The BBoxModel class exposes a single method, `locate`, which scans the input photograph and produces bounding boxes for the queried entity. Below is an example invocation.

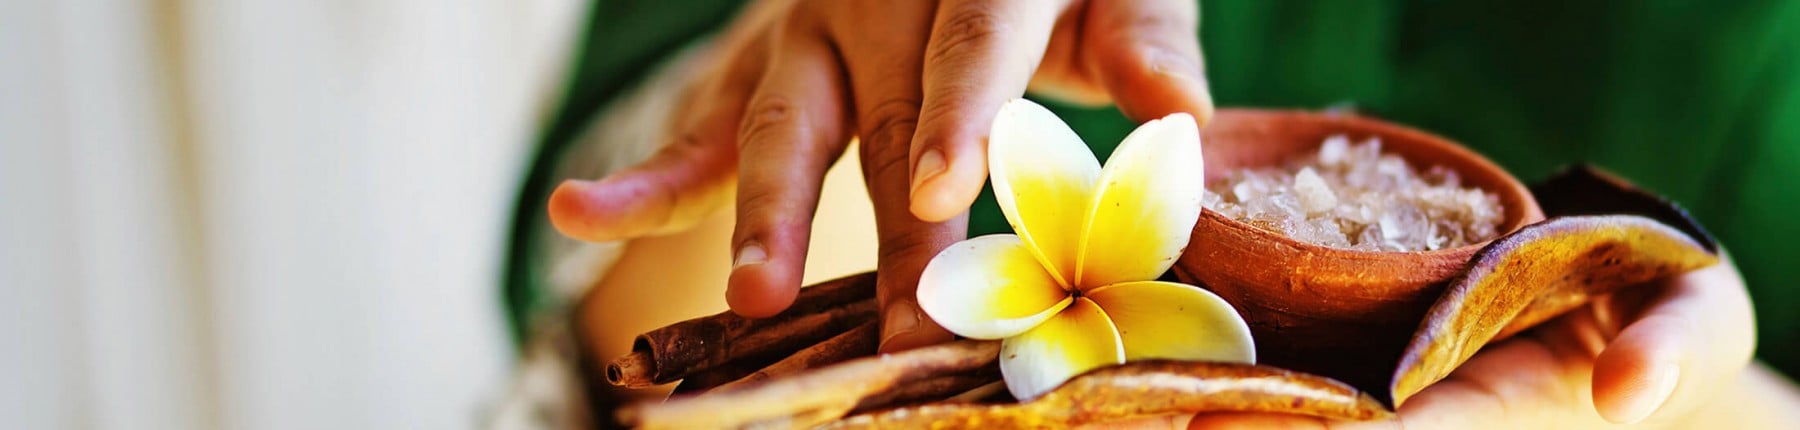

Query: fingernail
[733,242,768,268]
[1620,364,1681,424]
[880,303,921,347]
[911,149,946,194]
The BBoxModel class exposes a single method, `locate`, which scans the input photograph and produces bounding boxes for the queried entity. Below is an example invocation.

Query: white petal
[1075,113,1205,288]
[989,98,1100,287]
[1086,281,1255,363]
[917,235,1072,340]
[999,298,1124,400]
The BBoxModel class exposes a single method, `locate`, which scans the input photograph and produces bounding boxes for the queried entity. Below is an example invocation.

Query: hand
[548,0,1216,352]
[1095,255,1759,429]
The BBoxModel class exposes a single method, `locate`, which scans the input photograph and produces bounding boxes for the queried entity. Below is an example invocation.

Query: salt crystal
[1319,136,1350,166]
[1202,190,1225,210]
[1293,167,1338,215]
[1204,136,1505,251]
[1233,182,1261,203]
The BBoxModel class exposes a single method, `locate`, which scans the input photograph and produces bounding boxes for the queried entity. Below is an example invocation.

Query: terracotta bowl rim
[1199,108,1546,259]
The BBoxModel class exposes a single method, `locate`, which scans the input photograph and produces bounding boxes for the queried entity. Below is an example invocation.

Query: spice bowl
[1174,109,1545,392]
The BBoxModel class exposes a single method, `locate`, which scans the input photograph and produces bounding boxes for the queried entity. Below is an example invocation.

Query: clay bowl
[1173,109,1545,392]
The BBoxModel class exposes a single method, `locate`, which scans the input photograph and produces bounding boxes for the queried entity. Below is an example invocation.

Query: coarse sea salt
[1202,135,1505,252]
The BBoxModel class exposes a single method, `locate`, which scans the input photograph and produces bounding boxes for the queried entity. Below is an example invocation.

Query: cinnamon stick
[714,321,880,392]
[604,272,877,388]
[669,361,758,395]
[619,340,1002,429]
[847,367,1001,415]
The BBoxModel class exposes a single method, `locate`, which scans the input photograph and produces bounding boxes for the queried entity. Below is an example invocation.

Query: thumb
[1591,255,1754,424]
[1590,316,1686,424]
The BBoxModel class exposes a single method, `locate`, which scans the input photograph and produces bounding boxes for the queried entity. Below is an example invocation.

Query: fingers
[1356,258,1754,429]
[547,100,745,242]
[1380,339,1590,429]
[1082,0,1213,125]
[548,147,736,242]
[1591,314,1686,424]
[1026,1,1111,106]
[908,0,1074,222]
[831,0,963,352]
[1591,255,1755,424]
[548,22,773,243]
[725,14,853,318]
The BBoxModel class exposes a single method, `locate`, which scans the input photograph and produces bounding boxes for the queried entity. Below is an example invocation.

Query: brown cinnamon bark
[603,351,656,388]
[846,367,1001,415]
[713,320,880,392]
[619,340,1002,429]
[669,362,757,395]
[604,272,877,388]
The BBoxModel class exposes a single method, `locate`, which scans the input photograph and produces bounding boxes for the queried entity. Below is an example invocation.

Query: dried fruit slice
[1388,215,1719,406]
[827,361,1390,429]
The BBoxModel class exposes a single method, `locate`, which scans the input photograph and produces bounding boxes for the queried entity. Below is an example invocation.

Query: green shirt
[509,0,1800,374]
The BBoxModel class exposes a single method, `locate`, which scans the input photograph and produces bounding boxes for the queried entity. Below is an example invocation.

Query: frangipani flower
[917,99,1255,400]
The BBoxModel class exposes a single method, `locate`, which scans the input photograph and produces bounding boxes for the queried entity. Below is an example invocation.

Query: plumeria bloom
[916,99,1255,400]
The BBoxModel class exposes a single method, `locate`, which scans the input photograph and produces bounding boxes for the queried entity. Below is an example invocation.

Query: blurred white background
[1,0,585,428]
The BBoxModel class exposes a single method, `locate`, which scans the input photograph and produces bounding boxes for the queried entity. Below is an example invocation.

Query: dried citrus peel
[829,361,1390,428]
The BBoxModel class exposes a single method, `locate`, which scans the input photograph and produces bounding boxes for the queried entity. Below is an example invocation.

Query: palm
[1132,259,1755,430]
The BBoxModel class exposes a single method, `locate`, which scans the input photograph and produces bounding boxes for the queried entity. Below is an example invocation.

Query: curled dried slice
[1530,164,1717,252]
[1389,215,1719,406]
[826,361,1391,428]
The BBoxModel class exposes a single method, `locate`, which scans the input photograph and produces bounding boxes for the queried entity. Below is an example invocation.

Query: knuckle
[669,131,709,153]
[860,98,921,148]
[862,141,913,187]
[1104,39,1200,88]
[873,225,959,279]
[1120,11,1185,38]
[913,101,967,136]
[877,229,938,264]
[1096,11,1200,75]
[738,95,800,148]
[857,99,923,184]
[928,6,1007,67]
[1113,1,1198,33]
[780,0,825,36]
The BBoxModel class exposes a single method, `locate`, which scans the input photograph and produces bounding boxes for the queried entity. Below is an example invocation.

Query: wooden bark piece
[846,368,1003,415]
[670,362,759,395]
[620,340,1003,429]
[606,272,877,387]
[827,361,1391,429]
[714,321,880,392]
[1389,215,1718,406]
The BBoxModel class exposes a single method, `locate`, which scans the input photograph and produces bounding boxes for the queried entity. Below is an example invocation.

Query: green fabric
[512,0,1800,374]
